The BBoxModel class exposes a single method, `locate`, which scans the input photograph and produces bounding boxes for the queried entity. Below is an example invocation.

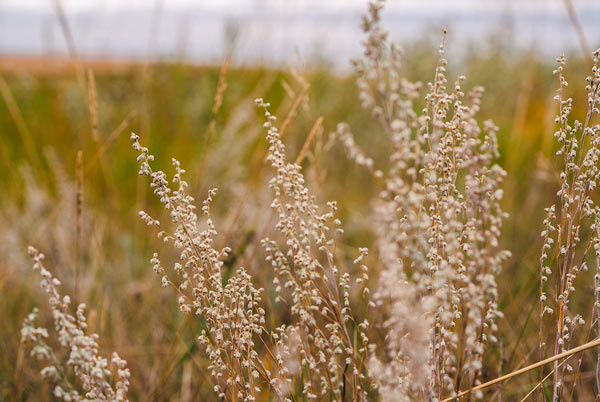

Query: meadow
[1,2,600,400]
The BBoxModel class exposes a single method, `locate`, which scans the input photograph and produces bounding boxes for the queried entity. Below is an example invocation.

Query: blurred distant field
[1,39,598,399]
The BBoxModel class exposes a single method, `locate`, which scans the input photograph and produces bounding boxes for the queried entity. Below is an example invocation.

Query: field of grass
[1,18,600,400]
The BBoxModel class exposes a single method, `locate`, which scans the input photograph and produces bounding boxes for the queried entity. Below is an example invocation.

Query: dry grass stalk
[51,0,86,92]
[294,116,323,165]
[442,337,600,402]
[32,110,137,244]
[562,0,593,66]
[75,150,83,300]
[0,72,43,172]
[198,53,231,183]
[87,69,99,142]
[279,85,310,140]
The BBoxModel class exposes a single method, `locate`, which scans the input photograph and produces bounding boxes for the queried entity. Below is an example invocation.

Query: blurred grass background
[1,36,598,399]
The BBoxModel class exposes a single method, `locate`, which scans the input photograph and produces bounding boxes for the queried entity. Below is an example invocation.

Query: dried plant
[538,48,600,401]
[339,1,511,399]
[21,247,130,401]
[131,133,289,402]
[257,98,371,401]
[128,93,373,401]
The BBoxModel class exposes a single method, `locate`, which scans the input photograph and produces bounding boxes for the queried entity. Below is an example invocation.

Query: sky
[1,0,598,12]
[1,0,599,68]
